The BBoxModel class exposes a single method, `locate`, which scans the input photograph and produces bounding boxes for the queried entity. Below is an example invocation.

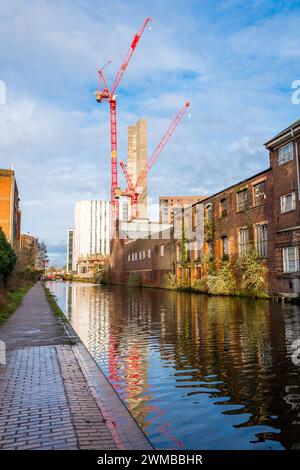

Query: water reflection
[48,282,300,450]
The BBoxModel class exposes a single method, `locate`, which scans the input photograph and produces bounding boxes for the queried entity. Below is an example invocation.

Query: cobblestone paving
[57,345,116,450]
[0,283,151,450]
[0,346,78,449]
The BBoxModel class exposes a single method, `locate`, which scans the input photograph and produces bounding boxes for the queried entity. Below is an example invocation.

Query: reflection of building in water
[107,289,151,429]
[54,282,300,450]
[157,291,300,449]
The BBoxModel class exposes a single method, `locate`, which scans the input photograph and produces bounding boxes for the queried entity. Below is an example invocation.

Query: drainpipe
[292,129,300,201]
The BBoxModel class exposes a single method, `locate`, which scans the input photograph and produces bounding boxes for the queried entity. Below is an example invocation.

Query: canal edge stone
[57,302,153,450]
[71,342,153,450]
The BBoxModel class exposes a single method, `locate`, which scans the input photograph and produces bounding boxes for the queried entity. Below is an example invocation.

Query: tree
[0,228,16,284]
[36,240,49,271]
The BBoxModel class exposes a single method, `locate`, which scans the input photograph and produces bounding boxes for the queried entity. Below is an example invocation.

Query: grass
[43,284,67,322]
[0,283,33,326]
[43,284,79,345]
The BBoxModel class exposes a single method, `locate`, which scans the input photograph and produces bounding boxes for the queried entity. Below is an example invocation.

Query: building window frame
[253,180,267,207]
[278,142,294,165]
[255,223,268,258]
[239,227,250,255]
[283,246,299,273]
[237,188,248,212]
[280,192,296,213]
[221,235,229,259]
[220,198,227,218]
[205,203,213,221]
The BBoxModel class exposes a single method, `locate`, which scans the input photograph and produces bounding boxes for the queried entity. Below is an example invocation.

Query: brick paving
[0,282,152,450]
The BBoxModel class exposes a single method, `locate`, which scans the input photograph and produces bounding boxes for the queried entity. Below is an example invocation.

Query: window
[221,236,228,258]
[283,246,299,273]
[280,192,296,213]
[255,224,268,258]
[208,240,213,255]
[253,181,266,206]
[143,251,146,259]
[160,204,169,223]
[205,204,212,221]
[160,245,164,256]
[139,251,142,260]
[239,227,249,254]
[220,198,227,217]
[237,189,248,212]
[148,249,151,258]
[128,254,130,262]
[278,142,294,165]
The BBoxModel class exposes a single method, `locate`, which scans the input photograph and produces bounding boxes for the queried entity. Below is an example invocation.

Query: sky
[0,0,300,266]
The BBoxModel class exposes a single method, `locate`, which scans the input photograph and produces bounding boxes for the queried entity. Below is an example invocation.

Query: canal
[47,281,300,450]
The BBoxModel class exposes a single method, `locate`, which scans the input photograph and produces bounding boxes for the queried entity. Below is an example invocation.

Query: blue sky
[0,0,300,265]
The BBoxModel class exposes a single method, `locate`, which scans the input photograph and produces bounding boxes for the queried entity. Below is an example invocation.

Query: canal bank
[0,282,152,450]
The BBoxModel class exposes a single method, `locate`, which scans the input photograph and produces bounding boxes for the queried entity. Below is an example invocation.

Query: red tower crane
[95,17,151,228]
[119,101,190,220]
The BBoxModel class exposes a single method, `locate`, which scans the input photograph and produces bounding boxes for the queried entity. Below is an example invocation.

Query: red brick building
[110,118,300,298]
[110,230,174,286]
[175,168,273,289]
[265,118,300,296]
[0,168,21,249]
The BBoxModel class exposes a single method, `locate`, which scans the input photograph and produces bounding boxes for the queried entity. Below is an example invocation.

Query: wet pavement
[0,283,152,450]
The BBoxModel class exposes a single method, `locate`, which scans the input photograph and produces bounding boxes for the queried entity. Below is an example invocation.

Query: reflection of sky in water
[49,281,300,450]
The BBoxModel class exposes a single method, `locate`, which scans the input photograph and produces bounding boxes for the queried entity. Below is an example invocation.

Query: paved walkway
[0,283,152,450]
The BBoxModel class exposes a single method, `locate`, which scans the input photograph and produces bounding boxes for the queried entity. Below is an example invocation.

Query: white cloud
[0,0,299,265]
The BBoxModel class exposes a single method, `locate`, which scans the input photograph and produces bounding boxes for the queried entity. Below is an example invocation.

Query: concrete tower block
[127,119,148,219]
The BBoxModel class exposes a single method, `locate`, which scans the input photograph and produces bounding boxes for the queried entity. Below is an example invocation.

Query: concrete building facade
[127,119,147,219]
[0,168,21,248]
[67,229,74,274]
[159,195,207,224]
[72,200,110,273]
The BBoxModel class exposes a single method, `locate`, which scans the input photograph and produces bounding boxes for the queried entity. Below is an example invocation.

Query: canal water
[47,281,300,450]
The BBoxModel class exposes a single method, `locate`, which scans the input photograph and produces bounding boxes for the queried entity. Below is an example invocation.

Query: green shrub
[163,273,177,289]
[206,261,236,295]
[236,246,266,297]
[100,268,111,284]
[192,277,208,292]
[128,272,142,287]
[0,228,16,284]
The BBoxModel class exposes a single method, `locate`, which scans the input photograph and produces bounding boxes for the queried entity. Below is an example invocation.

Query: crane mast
[95,18,151,231]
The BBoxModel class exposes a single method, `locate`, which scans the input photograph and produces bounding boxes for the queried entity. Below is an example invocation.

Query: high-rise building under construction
[127,119,147,219]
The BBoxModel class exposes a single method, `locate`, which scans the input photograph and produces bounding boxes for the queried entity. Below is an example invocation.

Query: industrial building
[265,118,300,296]
[159,195,207,224]
[0,168,21,249]
[110,118,300,298]
[69,200,110,274]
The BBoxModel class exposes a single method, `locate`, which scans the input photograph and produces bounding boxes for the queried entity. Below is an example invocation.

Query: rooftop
[264,118,300,148]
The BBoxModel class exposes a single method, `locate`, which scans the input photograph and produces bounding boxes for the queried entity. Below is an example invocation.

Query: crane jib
[131,35,140,50]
